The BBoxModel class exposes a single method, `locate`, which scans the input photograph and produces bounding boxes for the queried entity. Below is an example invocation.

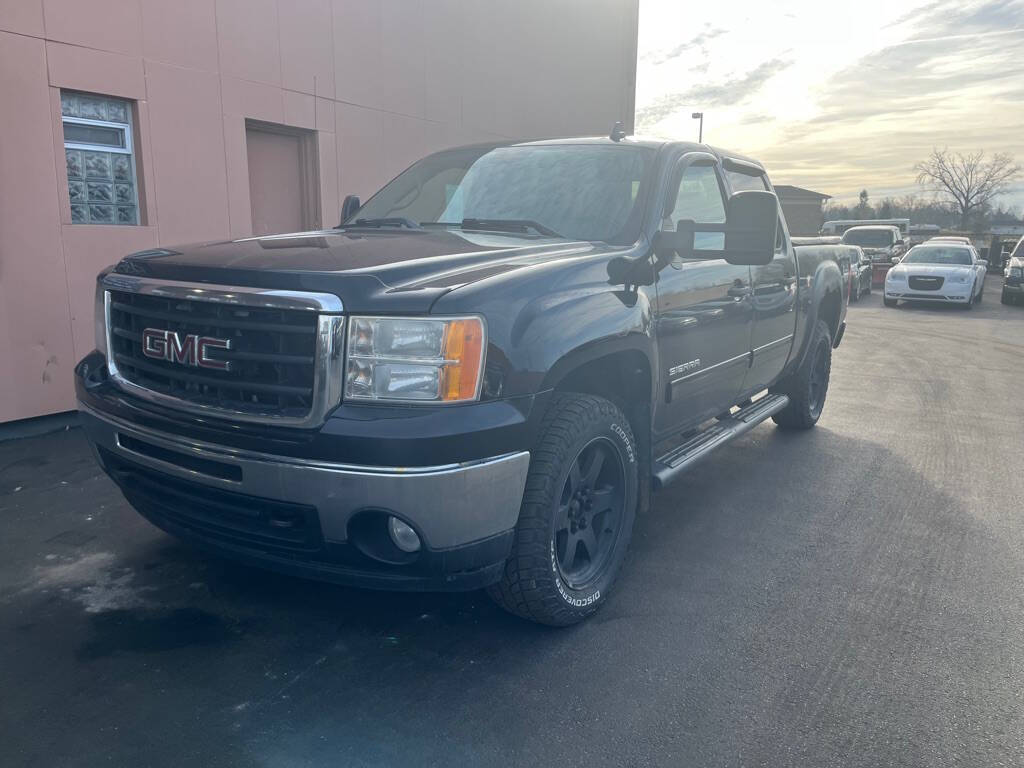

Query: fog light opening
[388,516,421,553]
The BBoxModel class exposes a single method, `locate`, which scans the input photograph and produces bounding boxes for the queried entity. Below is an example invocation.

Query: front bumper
[78,401,530,591]
[884,286,972,303]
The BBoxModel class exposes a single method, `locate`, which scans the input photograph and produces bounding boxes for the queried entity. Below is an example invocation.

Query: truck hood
[111,229,602,313]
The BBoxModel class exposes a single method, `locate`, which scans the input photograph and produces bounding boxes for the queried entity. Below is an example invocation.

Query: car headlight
[887,271,906,281]
[951,274,969,283]
[345,316,485,403]
[1010,267,1023,279]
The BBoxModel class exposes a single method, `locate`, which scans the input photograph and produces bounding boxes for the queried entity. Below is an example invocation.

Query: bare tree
[914,149,1021,230]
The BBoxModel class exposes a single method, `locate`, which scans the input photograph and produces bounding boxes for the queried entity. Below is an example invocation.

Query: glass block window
[61,91,139,225]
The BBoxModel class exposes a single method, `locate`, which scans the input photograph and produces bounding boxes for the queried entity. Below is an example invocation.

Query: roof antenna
[609,121,627,142]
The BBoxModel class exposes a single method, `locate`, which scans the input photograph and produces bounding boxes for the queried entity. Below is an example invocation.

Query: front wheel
[488,393,639,626]
[863,279,871,296]
[1002,289,1011,305]
[770,319,832,430]
[884,297,898,307]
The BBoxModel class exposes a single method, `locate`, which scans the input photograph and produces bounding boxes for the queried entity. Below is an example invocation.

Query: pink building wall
[0,0,639,423]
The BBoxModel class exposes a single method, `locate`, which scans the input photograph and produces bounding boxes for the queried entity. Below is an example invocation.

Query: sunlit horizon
[635,0,1024,211]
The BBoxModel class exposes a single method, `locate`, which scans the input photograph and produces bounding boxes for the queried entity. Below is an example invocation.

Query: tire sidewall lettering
[548,420,636,609]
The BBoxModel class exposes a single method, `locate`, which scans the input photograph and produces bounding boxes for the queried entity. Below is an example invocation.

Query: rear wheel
[488,393,638,626]
[770,319,832,430]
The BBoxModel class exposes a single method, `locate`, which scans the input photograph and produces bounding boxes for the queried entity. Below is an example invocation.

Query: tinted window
[725,170,768,192]
[842,229,895,248]
[902,247,973,265]
[663,164,725,249]
[352,145,653,245]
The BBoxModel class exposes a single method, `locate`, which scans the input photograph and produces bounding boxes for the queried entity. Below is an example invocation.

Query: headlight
[952,274,969,283]
[345,316,485,403]
[887,270,906,281]
[1010,267,1023,279]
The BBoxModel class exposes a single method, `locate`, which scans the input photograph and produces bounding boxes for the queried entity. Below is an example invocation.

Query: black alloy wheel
[807,338,830,419]
[553,437,626,589]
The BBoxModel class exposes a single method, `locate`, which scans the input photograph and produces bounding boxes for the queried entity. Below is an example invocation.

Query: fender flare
[789,258,844,375]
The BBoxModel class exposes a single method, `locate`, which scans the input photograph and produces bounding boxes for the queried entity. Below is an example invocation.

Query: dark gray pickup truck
[76,133,847,625]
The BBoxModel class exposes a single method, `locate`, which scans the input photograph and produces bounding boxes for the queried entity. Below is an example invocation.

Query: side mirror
[652,191,778,267]
[722,190,777,266]
[978,259,989,268]
[339,194,361,226]
[891,256,902,264]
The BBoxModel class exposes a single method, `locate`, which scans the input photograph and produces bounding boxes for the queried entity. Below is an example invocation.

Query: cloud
[758,0,1024,200]
[642,24,727,65]
[636,58,792,128]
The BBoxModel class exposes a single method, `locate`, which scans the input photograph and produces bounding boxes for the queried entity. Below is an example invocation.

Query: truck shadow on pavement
[3,424,1021,766]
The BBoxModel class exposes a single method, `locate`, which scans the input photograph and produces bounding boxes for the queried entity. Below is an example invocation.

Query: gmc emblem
[142,328,232,371]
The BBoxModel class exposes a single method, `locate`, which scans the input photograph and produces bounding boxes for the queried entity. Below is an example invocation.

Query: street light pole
[691,112,703,143]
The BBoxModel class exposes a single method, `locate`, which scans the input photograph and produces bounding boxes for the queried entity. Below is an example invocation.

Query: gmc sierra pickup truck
[75,134,847,626]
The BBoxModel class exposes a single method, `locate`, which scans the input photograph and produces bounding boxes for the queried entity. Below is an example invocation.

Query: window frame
[62,115,133,155]
[662,153,728,231]
[61,90,141,226]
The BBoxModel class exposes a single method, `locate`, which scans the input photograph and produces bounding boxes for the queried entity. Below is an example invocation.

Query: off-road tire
[488,393,639,626]
[770,319,832,430]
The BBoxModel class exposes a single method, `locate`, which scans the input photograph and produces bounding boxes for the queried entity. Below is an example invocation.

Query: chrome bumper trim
[78,402,530,548]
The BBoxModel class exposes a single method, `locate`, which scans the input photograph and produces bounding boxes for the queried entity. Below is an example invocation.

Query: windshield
[348,145,653,244]
[842,229,894,248]
[902,247,973,265]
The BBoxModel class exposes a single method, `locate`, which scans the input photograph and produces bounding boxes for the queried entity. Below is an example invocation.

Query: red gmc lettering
[141,328,231,370]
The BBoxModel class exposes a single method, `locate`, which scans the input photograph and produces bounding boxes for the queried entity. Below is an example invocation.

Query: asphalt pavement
[2,275,1023,768]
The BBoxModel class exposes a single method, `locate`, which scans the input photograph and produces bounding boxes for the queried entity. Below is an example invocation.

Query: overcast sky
[635,0,1024,209]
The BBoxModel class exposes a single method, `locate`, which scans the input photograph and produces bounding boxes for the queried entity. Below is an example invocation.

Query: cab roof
[468,136,767,172]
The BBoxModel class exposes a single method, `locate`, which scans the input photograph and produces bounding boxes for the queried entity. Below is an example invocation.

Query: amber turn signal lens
[440,318,485,401]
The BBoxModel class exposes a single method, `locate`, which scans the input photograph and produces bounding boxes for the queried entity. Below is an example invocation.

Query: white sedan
[884,243,988,308]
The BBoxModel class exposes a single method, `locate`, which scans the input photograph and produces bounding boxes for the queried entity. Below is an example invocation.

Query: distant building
[774,185,832,236]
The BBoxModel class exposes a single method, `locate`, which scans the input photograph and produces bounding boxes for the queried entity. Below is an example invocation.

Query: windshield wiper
[346,217,423,230]
[460,218,563,238]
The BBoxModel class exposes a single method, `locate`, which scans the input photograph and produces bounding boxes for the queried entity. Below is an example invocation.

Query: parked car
[841,225,906,286]
[844,245,871,301]
[986,235,1019,273]
[928,236,972,245]
[1001,238,1024,305]
[75,135,849,626]
[884,243,988,308]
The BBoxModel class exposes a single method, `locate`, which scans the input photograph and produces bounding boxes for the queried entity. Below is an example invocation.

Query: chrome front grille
[101,275,344,427]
